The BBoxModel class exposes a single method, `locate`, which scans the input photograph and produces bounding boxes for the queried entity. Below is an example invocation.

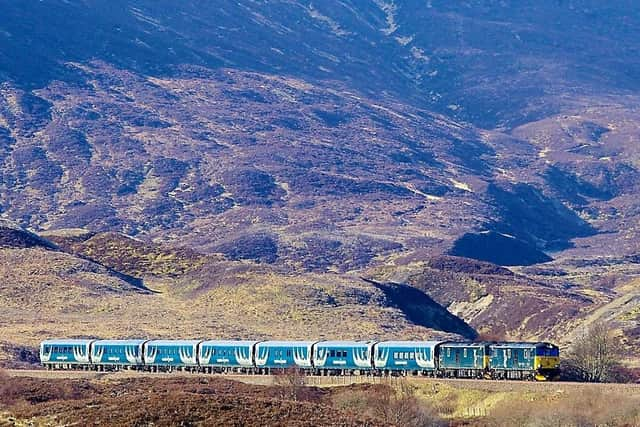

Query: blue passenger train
[40,338,560,380]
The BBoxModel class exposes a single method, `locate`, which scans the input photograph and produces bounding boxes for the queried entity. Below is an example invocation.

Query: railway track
[5,369,640,393]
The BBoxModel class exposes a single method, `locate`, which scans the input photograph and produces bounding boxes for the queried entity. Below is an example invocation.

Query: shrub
[333,381,446,427]
[272,368,307,402]
[564,321,623,382]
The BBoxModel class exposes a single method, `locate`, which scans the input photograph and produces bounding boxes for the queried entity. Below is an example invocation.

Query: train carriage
[91,340,146,370]
[438,342,489,378]
[373,341,441,375]
[313,341,374,374]
[489,342,560,380]
[38,337,561,381]
[40,339,95,369]
[143,340,202,371]
[254,341,315,371]
[198,340,258,373]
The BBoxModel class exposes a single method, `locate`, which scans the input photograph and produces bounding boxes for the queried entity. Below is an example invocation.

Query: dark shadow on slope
[449,231,552,267]
[0,225,58,250]
[487,183,596,251]
[362,278,477,340]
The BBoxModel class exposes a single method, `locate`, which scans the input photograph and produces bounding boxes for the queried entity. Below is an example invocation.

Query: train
[40,339,560,381]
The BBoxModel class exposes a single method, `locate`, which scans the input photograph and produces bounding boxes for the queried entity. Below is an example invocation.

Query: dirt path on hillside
[564,282,640,345]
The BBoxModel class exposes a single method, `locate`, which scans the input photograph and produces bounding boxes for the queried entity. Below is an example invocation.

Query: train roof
[200,340,258,346]
[256,341,317,347]
[315,340,375,347]
[41,339,95,345]
[489,342,558,348]
[145,340,202,346]
[439,342,489,348]
[92,340,147,346]
[376,341,443,347]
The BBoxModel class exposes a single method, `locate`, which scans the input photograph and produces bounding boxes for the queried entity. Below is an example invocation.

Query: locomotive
[40,338,560,381]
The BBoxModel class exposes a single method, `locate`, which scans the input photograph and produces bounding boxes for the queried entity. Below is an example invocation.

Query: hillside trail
[563,278,640,345]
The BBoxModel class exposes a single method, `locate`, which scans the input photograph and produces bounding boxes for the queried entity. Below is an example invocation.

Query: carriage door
[455,349,460,365]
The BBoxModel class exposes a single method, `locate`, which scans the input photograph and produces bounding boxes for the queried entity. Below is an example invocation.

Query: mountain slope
[2,1,640,128]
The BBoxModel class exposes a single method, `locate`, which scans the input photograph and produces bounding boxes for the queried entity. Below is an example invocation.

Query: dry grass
[484,388,640,427]
[332,381,446,427]
[0,247,448,363]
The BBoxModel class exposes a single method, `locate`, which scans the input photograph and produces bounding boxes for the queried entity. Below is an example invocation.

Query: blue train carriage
[198,340,258,373]
[254,341,316,373]
[313,341,375,374]
[40,339,95,369]
[373,341,442,375]
[489,342,560,380]
[143,340,202,372]
[437,342,489,378]
[91,340,146,370]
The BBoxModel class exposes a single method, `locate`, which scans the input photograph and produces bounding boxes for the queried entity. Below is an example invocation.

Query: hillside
[0,1,639,269]
[0,230,475,365]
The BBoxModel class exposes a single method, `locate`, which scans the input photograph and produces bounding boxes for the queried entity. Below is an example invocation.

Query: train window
[507,349,511,358]
[409,352,414,359]
[524,350,529,359]
[287,350,292,357]
[447,348,451,357]
[330,350,335,357]
[463,349,467,358]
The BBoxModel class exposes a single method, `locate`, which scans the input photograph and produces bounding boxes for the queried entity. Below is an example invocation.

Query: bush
[564,322,623,382]
[272,368,307,402]
[333,381,446,427]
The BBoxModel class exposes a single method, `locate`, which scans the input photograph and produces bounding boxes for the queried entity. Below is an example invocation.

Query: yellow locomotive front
[534,343,560,381]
